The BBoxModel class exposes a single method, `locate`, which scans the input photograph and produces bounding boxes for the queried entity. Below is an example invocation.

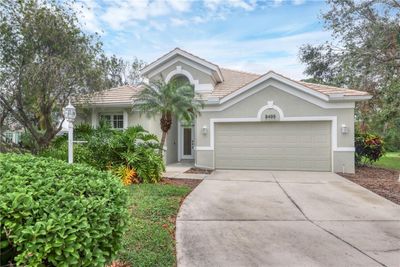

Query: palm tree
[133,78,203,155]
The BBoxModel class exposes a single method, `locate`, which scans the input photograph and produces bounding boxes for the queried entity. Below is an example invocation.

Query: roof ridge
[174,47,220,68]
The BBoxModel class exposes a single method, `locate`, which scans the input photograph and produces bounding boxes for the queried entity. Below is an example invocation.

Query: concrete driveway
[176,170,400,267]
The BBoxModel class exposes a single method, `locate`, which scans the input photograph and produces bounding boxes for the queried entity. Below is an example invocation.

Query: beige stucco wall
[78,107,161,137]
[195,80,356,173]
[77,107,179,162]
[78,78,357,172]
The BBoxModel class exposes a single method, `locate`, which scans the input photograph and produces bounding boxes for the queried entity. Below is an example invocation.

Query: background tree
[299,0,400,150]
[100,55,146,87]
[0,0,108,152]
[133,79,203,155]
[128,57,146,85]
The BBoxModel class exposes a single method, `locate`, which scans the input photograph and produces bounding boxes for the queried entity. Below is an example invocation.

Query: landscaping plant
[41,124,165,183]
[133,78,203,155]
[0,154,128,266]
[355,131,385,166]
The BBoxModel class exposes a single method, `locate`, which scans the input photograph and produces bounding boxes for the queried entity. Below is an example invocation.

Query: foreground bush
[42,124,165,183]
[0,154,128,266]
[355,132,385,166]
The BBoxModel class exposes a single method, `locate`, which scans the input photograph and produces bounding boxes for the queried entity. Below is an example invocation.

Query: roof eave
[328,95,372,102]
[79,102,134,108]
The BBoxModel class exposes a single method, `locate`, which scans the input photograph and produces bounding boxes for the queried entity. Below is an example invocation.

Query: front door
[181,126,194,159]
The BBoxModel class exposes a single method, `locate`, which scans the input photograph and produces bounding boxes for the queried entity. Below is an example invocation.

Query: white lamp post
[63,100,76,164]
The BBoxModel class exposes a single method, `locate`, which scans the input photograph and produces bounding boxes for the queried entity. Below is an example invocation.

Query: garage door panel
[215,121,331,171]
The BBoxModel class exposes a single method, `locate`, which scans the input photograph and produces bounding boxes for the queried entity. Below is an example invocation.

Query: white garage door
[215,121,331,171]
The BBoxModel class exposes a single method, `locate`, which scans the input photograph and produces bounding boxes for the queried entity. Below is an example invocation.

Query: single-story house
[77,48,371,173]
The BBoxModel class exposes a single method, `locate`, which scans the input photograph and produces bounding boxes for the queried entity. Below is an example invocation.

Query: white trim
[91,109,98,127]
[194,163,214,170]
[142,48,224,82]
[148,57,213,80]
[334,147,355,152]
[164,65,214,93]
[256,101,284,120]
[331,95,372,101]
[123,110,128,129]
[202,80,355,111]
[87,103,133,108]
[165,66,196,84]
[178,122,195,160]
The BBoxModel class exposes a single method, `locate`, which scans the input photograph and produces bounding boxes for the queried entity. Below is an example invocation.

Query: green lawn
[116,183,192,267]
[374,152,400,170]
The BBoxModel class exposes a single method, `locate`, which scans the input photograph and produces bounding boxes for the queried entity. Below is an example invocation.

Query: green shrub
[40,142,96,166]
[42,124,165,183]
[355,132,385,166]
[0,154,128,266]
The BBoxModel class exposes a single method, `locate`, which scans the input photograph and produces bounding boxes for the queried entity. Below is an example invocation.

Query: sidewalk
[163,161,209,180]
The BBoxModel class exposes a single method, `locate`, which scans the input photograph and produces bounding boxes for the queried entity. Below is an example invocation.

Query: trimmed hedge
[0,154,128,266]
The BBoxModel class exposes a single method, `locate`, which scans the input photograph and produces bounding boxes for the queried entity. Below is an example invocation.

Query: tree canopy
[299,0,400,150]
[0,0,145,152]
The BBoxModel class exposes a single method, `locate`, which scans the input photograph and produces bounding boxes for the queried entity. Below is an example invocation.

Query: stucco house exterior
[77,48,371,173]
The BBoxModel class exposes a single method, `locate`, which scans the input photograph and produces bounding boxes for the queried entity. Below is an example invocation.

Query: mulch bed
[339,166,400,205]
[184,167,214,174]
[162,178,202,190]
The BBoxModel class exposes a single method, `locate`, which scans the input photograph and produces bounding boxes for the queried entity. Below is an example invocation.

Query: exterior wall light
[202,125,208,135]
[341,124,349,134]
[63,100,76,164]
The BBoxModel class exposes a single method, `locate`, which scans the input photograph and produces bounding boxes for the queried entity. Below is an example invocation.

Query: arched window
[170,74,191,87]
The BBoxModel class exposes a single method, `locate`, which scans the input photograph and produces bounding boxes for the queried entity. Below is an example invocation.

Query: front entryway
[179,124,194,160]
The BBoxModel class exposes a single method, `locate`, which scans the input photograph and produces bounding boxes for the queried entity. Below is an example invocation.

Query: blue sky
[74,0,330,79]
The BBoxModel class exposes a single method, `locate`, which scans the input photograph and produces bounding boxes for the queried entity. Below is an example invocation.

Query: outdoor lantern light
[63,100,76,122]
[63,100,76,164]
[202,125,208,135]
[341,124,349,134]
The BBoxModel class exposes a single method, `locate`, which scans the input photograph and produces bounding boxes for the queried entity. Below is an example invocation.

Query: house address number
[265,114,276,120]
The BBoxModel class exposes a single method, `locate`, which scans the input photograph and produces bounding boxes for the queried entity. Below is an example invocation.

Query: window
[4,132,13,143]
[113,115,124,129]
[99,114,124,129]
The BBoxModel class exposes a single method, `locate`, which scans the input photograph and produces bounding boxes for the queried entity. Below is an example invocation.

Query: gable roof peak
[141,48,224,82]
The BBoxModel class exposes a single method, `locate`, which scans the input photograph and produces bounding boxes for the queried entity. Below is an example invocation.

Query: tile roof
[80,61,369,105]
[297,81,370,96]
[211,68,261,97]
[79,85,142,105]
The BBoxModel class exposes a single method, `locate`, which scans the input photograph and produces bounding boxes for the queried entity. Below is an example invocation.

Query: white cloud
[203,0,222,10]
[72,0,102,33]
[293,0,305,5]
[170,18,189,26]
[204,0,256,11]
[227,0,256,11]
[273,0,284,7]
[148,20,167,31]
[100,0,192,30]
[166,0,191,11]
[192,16,207,24]
[154,30,331,79]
